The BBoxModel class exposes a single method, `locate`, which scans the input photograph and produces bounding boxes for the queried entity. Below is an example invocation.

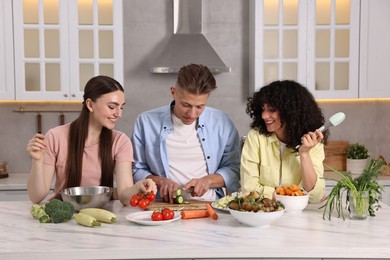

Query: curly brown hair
[246,80,328,151]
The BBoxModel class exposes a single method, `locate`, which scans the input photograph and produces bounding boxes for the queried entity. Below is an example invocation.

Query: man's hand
[183,177,211,197]
[158,178,180,203]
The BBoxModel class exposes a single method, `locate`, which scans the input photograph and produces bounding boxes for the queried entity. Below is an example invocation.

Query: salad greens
[213,195,235,209]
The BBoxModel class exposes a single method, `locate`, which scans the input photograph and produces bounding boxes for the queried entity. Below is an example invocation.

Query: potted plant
[321,157,385,220]
[346,143,370,176]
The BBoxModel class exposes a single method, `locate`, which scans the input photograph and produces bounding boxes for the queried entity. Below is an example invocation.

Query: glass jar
[0,161,9,178]
[349,190,369,220]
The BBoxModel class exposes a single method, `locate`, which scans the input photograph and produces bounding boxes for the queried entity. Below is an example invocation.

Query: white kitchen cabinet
[5,0,123,101]
[249,0,360,99]
[0,173,54,201]
[359,0,390,98]
[382,186,390,205]
[0,189,55,202]
[0,190,30,201]
[0,0,14,100]
[249,0,390,99]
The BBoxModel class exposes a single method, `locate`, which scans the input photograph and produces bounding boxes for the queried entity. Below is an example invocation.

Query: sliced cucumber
[174,195,184,204]
[176,188,182,196]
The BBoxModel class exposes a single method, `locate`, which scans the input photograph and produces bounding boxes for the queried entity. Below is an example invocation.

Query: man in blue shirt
[131,64,240,203]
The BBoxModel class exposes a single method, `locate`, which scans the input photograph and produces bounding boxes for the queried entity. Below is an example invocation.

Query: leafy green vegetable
[321,157,385,220]
[44,199,75,223]
[31,204,51,223]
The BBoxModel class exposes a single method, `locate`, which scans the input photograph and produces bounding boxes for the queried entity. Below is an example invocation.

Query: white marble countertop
[1,200,390,259]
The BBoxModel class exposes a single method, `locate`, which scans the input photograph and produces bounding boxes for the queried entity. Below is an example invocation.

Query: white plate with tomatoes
[125,210,181,226]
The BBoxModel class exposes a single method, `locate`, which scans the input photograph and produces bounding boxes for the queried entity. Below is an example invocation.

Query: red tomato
[146,192,156,202]
[138,199,149,209]
[130,196,139,207]
[151,211,163,221]
[168,210,175,219]
[162,208,174,220]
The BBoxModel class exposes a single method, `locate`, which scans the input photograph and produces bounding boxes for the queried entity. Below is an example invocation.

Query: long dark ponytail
[65,75,124,188]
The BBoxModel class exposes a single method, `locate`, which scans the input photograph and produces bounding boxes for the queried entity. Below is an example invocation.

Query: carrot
[206,203,218,220]
[290,184,299,192]
[275,187,283,194]
[276,184,304,196]
[180,210,209,219]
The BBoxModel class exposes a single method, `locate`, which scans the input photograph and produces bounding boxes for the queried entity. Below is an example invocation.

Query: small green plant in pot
[321,157,385,220]
[346,143,370,159]
[346,143,370,176]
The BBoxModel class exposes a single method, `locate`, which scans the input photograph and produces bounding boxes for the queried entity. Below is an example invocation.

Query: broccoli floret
[44,199,75,223]
[31,204,51,223]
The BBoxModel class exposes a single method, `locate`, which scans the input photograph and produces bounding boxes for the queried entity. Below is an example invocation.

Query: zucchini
[74,212,101,227]
[174,195,184,204]
[79,208,117,223]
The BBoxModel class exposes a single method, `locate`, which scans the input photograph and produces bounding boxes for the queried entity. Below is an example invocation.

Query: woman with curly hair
[240,80,328,203]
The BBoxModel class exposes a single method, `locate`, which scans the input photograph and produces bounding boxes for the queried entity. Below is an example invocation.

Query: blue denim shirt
[131,102,241,198]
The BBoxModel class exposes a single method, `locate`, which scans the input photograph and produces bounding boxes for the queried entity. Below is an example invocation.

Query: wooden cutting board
[146,200,209,211]
[324,140,349,171]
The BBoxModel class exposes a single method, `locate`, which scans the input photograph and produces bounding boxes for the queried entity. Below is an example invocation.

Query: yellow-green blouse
[240,129,325,203]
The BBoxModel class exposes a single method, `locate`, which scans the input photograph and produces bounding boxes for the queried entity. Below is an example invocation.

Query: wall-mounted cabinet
[0,0,123,101]
[0,0,14,100]
[249,0,390,99]
[359,0,390,98]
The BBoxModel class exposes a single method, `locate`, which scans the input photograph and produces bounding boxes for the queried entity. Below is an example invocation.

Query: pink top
[43,124,133,197]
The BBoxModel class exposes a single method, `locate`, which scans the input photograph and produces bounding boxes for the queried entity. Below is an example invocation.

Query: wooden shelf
[12,106,80,113]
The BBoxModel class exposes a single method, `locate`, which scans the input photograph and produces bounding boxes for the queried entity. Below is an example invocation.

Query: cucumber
[176,188,182,196]
[174,195,184,204]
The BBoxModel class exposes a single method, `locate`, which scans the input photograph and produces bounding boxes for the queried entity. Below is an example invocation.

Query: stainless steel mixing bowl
[61,186,113,211]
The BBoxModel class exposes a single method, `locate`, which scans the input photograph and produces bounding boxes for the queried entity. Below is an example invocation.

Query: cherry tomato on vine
[129,192,156,209]
[138,199,150,209]
[151,211,163,221]
[146,192,156,202]
[130,195,139,207]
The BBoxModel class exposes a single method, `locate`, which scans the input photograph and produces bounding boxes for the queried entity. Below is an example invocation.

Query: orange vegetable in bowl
[274,184,309,213]
[276,184,305,196]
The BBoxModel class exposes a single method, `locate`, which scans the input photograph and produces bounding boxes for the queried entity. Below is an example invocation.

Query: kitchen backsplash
[0,100,389,173]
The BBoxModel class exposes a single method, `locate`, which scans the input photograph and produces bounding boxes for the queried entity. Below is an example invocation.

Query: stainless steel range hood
[150,0,231,73]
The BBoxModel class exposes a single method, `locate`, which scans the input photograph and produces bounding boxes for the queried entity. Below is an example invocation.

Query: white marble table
[1,200,390,260]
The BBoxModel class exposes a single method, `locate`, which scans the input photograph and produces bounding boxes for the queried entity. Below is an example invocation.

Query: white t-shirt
[166,114,217,201]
